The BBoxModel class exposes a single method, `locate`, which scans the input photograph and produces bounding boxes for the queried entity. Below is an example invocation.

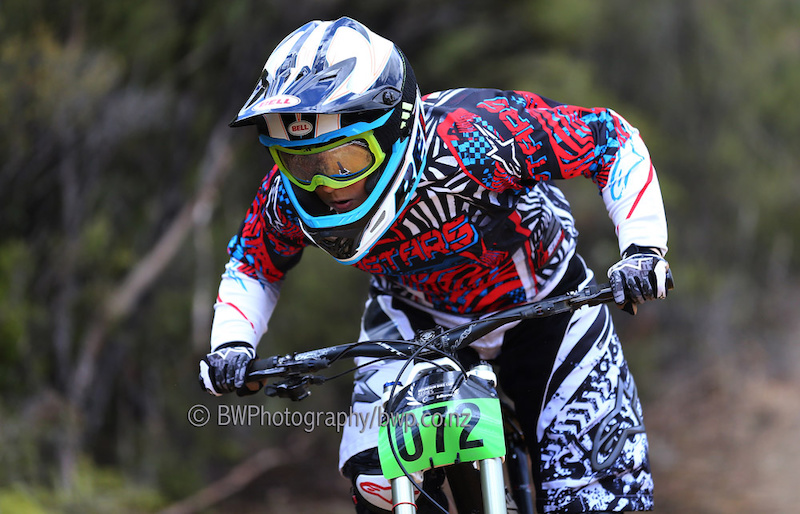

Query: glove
[199,342,260,396]
[607,245,673,315]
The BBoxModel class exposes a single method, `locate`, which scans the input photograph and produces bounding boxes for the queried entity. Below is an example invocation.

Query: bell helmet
[230,17,427,264]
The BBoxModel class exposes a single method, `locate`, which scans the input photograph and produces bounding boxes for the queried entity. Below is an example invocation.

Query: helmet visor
[270,131,386,191]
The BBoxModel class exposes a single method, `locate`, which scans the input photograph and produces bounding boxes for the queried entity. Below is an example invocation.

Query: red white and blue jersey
[210,89,668,349]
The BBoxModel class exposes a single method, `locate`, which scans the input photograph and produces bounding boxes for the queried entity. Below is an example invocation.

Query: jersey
[209,88,668,350]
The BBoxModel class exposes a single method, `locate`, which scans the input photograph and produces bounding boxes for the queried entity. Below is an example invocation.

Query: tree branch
[68,122,233,405]
[158,437,313,514]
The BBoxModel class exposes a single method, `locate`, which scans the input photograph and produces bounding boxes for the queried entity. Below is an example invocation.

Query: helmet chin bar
[317,236,355,260]
[300,218,368,261]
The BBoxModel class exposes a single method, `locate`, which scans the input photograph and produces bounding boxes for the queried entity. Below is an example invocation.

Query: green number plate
[377,374,506,479]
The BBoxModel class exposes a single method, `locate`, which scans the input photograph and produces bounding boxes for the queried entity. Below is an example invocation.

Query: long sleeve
[599,113,668,256]
[505,95,668,256]
[208,167,307,351]
[435,90,669,257]
[209,258,281,350]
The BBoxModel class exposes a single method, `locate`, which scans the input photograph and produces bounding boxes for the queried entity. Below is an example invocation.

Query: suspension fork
[388,446,510,514]
[473,363,508,514]
[384,364,511,513]
[390,475,418,514]
[505,435,535,514]
[384,380,419,514]
[478,456,508,513]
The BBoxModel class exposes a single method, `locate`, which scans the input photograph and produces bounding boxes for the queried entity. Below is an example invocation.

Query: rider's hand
[607,245,673,315]
[199,342,261,396]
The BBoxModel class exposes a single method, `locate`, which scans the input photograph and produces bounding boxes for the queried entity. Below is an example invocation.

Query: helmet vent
[294,66,310,82]
[371,210,386,229]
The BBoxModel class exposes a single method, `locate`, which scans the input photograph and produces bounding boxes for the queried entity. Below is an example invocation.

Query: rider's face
[314,178,369,214]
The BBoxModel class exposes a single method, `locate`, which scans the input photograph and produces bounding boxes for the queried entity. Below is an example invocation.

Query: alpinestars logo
[590,372,645,471]
[358,215,479,274]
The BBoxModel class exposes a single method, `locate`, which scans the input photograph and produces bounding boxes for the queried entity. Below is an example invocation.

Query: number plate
[377,372,506,479]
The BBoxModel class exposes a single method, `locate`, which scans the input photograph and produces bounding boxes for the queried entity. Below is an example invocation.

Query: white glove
[607,246,673,315]
[199,342,258,396]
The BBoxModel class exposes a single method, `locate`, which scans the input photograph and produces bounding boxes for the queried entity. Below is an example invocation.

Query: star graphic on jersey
[473,122,522,178]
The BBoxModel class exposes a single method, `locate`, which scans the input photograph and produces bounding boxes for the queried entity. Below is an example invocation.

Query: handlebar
[245,283,617,399]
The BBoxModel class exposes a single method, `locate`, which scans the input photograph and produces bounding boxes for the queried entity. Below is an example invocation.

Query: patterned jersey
[210,88,668,349]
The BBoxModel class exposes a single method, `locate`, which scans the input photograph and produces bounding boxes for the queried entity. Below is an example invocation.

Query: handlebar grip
[245,355,281,382]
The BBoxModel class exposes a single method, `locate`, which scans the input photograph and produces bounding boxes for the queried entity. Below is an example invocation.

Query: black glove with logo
[607,245,673,315]
[199,342,260,396]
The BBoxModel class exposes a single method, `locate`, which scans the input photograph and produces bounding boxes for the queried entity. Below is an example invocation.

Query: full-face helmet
[230,17,427,264]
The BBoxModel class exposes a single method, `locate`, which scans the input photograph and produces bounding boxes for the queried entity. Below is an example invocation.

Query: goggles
[269,131,386,191]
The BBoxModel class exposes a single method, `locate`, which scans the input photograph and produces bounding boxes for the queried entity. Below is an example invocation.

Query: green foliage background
[2,1,799,512]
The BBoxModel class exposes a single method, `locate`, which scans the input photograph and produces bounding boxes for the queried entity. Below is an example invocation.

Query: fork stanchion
[479,457,508,514]
[391,475,418,514]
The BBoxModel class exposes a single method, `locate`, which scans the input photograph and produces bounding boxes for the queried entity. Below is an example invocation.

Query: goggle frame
[269,131,386,191]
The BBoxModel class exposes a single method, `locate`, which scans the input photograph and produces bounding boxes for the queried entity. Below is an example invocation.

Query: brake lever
[264,375,325,401]
[248,355,331,379]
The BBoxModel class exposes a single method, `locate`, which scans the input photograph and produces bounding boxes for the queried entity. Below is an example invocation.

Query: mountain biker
[199,17,671,514]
